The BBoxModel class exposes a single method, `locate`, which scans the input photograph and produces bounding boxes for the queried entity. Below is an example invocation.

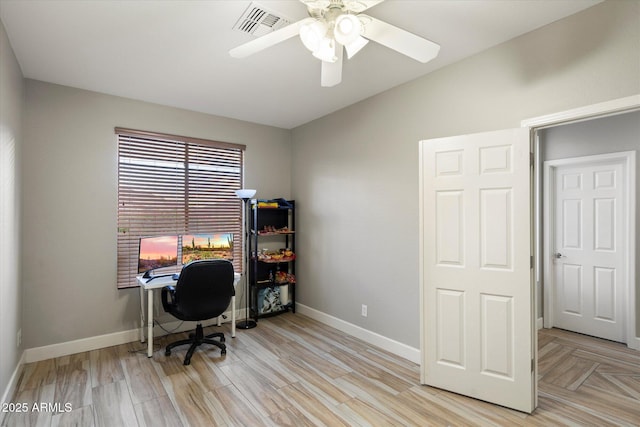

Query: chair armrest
[161,285,176,313]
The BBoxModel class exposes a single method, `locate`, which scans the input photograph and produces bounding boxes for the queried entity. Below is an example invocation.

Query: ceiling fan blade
[229,18,314,58]
[321,45,343,87]
[360,15,440,63]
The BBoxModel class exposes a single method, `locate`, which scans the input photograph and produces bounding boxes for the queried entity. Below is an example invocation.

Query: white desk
[137,272,240,357]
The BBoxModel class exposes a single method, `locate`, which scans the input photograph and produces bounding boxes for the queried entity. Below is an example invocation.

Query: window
[116,128,245,288]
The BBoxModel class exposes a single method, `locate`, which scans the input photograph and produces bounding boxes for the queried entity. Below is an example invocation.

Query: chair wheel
[183,359,190,365]
[165,349,171,356]
[221,349,226,355]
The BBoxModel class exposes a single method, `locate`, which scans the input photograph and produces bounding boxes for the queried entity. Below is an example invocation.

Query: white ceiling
[0,0,601,129]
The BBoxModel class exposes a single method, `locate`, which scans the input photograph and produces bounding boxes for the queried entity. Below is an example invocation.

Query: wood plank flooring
[4,313,640,426]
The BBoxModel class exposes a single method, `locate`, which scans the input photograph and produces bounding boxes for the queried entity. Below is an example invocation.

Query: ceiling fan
[229,0,440,87]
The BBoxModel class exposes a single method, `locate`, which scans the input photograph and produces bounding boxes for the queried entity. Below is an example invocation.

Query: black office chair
[161,259,235,365]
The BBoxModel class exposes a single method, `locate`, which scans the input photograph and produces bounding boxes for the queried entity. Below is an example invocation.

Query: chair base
[165,323,226,365]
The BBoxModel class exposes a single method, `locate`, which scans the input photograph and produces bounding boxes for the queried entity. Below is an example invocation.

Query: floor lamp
[235,189,257,329]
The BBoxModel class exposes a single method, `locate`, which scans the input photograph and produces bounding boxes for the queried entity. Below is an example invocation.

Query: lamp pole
[235,189,257,329]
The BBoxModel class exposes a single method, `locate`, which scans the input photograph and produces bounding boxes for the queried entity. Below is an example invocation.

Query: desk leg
[231,296,236,338]
[139,284,145,343]
[147,288,154,357]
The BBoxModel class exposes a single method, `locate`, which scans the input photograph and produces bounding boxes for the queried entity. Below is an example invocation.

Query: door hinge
[531,359,535,373]
[530,255,533,269]
[530,152,534,167]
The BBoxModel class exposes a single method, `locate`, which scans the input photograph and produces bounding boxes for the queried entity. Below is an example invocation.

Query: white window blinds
[116,128,245,288]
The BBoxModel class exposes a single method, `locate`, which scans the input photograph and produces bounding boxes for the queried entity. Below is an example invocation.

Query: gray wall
[0,19,24,400]
[291,0,640,348]
[540,111,640,331]
[21,80,292,348]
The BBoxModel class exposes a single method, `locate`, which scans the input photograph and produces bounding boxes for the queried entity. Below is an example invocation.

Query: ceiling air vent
[233,2,292,37]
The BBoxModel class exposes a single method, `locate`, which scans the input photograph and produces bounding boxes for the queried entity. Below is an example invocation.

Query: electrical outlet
[361,304,367,317]
[17,329,21,348]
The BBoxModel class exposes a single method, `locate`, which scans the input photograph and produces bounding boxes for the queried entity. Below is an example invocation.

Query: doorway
[523,97,639,349]
[417,96,639,414]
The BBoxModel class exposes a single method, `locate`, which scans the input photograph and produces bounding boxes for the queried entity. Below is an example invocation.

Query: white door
[551,158,626,342]
[419,128,535,413]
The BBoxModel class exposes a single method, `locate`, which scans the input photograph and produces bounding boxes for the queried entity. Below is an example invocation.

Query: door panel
[480,188,512,269]
[436,191,464,265]
[436,289,465,367]
[420,128,534,413]
[481,293,514,378]
[553,161,625,342]
[562,199,582,248]
[594,267,615,320]
[594,198,615,250]
[561,264,582,314]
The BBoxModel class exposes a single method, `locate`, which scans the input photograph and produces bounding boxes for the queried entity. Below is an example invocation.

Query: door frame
[543,152,635,344]
[521,94,640,350]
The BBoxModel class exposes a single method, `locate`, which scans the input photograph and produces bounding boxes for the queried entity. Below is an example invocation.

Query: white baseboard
[24,328,140,363]
[537,317,544,330]
[1,350,25,425]
[296,303,420,364]
[23,309,238,364]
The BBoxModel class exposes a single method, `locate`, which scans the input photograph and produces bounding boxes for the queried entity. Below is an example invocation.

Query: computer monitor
[182,233,234,264]
[138,235,179,274]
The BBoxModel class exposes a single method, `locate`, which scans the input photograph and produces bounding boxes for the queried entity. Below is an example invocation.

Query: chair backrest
[173,259,235,321]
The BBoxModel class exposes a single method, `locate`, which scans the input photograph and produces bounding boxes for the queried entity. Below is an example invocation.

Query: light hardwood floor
[4,313,640,426]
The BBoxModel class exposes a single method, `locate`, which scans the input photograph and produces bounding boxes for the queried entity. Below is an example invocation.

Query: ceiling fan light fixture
[312,37,338,62]
[344,35,368,58]
[300,19,328,52]
[334,14,361,45]
[229,0,441,87]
